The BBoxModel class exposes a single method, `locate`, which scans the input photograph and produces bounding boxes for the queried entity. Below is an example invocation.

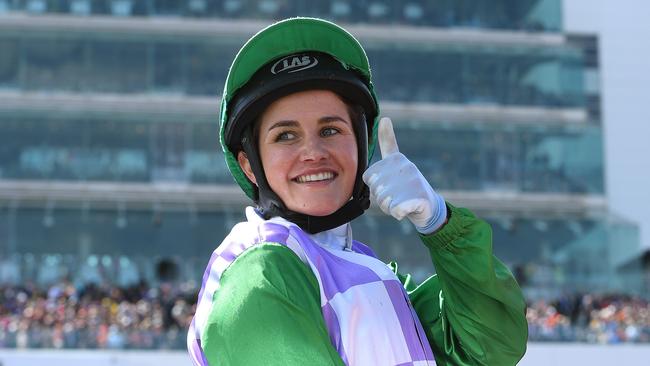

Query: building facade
[0,0,642,299]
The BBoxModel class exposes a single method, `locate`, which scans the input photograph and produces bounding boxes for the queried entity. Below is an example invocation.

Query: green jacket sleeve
[201,243,345,366]
[393,204,528,365]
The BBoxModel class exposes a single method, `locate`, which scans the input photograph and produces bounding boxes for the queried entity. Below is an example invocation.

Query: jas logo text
[271,55,319,74]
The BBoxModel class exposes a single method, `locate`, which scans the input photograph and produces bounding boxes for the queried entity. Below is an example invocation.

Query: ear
[237,151,257,186]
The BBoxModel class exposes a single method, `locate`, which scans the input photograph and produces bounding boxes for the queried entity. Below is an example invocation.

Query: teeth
[297,172,334,183]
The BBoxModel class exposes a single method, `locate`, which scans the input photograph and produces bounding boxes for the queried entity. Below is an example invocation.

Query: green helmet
[220,17,380,233]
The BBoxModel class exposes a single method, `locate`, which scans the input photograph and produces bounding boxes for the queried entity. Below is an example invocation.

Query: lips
[293,171,337,183]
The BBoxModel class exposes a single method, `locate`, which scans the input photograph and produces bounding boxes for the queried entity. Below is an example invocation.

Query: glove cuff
[414,194,447,235]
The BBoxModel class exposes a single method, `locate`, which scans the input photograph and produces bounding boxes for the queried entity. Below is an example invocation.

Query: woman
[188,17,527,366]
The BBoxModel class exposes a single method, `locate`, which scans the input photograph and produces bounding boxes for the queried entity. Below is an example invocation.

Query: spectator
[0,281,197,350]
[2,281,649,349]
[527,293,650,343]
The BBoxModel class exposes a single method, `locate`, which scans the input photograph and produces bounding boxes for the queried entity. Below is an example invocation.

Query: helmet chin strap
[240,120,370,234]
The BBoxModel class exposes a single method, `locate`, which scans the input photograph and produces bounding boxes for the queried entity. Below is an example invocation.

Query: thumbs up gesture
[362,117,447,234]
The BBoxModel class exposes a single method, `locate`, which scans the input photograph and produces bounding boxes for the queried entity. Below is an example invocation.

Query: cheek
[259,146,291,186]
[345,146,358,173]
[342,138,359,169]
[336,140,359,184]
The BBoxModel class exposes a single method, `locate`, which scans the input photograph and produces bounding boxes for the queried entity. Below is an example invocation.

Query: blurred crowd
[2,281,650,349]
[0,281,196,349]
[527,293,650,343]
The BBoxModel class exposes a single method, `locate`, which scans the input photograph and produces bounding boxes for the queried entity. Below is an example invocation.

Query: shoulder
[221,243,318,295]
[210,217,296,275]
[201,244,338,366]
[205,243,321,338]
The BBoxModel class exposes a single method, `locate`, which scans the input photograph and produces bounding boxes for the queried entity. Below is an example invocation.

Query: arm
[393,204,528,366]
[364,118,526,364]
[201,243,345,366]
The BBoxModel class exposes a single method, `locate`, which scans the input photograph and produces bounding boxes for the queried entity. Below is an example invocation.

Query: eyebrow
[266,115,351,132]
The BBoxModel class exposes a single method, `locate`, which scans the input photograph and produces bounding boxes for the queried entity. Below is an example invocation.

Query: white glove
[362,117,447,234]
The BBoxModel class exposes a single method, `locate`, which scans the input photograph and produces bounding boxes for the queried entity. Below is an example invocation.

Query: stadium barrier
[2,344,650,366]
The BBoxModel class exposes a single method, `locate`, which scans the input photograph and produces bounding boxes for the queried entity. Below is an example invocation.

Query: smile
[294,172,336,183]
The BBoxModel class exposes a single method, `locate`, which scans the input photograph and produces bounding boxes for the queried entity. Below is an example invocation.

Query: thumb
[378,117,399,158]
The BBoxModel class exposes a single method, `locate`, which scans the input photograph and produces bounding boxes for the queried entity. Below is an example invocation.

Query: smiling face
[238,89,358,217]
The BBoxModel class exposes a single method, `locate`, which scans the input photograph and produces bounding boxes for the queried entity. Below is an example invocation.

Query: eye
[321,127,340,137]
[274,131,296,142]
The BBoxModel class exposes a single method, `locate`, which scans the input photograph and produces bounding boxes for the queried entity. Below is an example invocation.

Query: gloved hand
[362,117,447,234]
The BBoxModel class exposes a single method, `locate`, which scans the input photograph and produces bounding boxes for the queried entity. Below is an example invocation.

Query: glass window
[153,42,186,93]
[0,119,85,179]
[149,122,188,181]
[108,0,135,16]
[520,125,604,193]
[220,0,245,18]
[0,253,22,285]
[153,0,182,16]
[23,38,87,91]
[461,52,505,105]
[5,203,638,294]
[185,150,229,183]
[25,0,47,13]
[368,46,585,107]
[2,0,563,31]
[10,35,587,107]
[69,0,92,15]
[0,118,152,181]
[187,122,230,183]
[326,1,355,23]
[186,0,208,16]
[186,42,236,96]
[356,212,638,293]
[0,0,11,13]
[521,0,562,31]
[0,38,19,88]
[391,122,604,194]
[0,114,604,193]
[8,206,233,284]
[88,40,149,93]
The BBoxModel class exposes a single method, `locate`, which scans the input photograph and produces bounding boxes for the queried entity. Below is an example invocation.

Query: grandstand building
[0,0,642,297]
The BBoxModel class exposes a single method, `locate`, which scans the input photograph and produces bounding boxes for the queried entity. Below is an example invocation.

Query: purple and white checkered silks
[188,207,436,366]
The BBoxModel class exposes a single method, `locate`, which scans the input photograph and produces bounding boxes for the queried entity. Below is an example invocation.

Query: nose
[300,135,329,162]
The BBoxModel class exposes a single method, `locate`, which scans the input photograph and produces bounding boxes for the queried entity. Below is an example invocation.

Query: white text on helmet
[271,55,319,74]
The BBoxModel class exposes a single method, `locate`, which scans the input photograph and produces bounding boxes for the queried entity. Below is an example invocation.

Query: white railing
[1,344,650,366]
